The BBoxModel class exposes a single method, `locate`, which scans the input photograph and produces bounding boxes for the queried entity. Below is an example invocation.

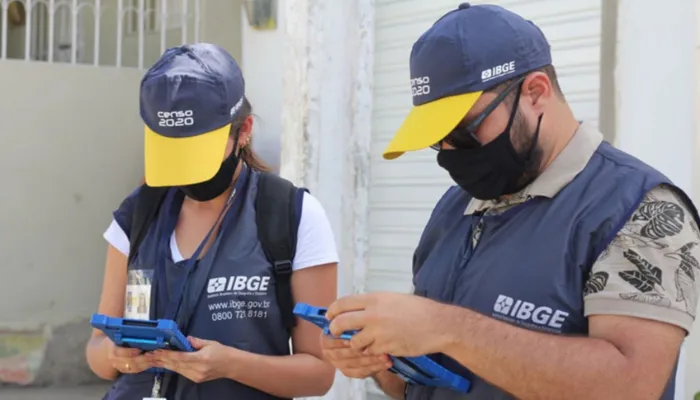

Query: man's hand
[319,333,392,379]
[326,292,449,357]
[150,336,236,383]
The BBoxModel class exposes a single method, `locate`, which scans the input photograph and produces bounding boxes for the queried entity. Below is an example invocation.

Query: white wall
[242,2,358,398]
[615,1,699,399]
[0,60,145,385]
[693,1,700,395]
[241,1,285,172]
[276,0,375,399]
[615,0,696,194]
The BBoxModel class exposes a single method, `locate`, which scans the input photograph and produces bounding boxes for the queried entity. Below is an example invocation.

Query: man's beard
[509,109,544,191]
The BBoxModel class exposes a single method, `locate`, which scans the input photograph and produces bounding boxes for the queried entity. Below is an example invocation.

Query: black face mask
[436,113,543,201]
[180,136,242,202]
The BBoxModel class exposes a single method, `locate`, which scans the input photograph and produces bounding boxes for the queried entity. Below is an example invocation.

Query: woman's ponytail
[230,97,272,172]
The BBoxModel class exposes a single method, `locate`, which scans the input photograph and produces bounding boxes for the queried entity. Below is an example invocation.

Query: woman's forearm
[223,348,335,398]
[86,335,118,381]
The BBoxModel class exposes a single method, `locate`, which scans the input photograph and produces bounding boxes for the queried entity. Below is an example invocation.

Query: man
[320,3,700,400]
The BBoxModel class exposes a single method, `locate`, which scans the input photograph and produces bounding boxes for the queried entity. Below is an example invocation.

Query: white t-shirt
[104,191,339,271]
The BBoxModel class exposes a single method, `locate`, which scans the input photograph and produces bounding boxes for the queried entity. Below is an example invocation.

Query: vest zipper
[448,215,484,301]
[471,218,484,249]
[462,216,484,260]
[434,214,485,373]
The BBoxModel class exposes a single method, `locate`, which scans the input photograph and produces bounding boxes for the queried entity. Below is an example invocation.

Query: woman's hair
[230,97,272,172]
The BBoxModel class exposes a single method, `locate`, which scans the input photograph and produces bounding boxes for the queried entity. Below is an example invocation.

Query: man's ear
[522,71,552,110]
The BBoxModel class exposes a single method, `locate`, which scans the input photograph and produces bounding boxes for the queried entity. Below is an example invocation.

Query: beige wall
[0,2,244,387]
[200,0,242,63]
[0,0,242,68]
[0,60,144,385]
[79,0,200,68]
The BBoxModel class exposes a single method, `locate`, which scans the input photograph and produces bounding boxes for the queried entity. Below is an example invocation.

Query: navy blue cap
[139,43,246,187]
[383,3,552,160]
[140,42,245,138]
[409,2,552,107]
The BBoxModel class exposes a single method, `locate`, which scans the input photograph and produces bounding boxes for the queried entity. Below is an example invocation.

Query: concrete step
[0,384,110,400]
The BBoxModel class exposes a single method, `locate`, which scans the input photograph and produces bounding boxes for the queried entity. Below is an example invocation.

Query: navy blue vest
[407,142,698,399]
[103,169,293,400]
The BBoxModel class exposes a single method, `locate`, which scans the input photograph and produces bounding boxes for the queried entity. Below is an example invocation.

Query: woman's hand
[150,336,235,383]
[107,341,154,374]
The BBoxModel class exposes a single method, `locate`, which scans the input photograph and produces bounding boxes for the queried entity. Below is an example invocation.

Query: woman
[85,43,338,399]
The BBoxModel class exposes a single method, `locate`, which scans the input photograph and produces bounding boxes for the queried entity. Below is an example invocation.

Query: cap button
[458,2,471,9]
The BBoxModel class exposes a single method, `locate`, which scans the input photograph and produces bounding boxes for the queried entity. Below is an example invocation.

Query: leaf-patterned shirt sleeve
[583,184,700,333]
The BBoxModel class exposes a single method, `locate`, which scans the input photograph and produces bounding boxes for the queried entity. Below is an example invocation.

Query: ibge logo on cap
[481,60,517,83]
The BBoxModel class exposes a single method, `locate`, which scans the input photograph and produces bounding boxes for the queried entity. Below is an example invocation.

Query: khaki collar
[465,121,603,215]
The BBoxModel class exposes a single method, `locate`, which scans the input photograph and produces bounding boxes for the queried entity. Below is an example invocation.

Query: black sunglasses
[430,75,526,150]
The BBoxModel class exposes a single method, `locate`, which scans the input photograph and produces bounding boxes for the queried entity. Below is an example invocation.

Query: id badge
[125,269,154,320]
[144,372,166,399]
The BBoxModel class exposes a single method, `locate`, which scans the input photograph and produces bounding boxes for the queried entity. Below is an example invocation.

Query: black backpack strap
[255,172,305,330]
[127,185,168,266]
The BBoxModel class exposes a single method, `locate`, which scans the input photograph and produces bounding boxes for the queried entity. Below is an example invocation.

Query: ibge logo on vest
[205,275,272,322]
[207,275,270,295]
[492,294,570,333]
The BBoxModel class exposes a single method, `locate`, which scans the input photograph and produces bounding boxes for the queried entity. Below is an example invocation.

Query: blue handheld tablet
[293,303,471,393]
[90,314,194,353]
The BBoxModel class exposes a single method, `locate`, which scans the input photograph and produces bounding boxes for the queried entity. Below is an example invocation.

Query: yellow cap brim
[382,91,483,160]
[144,123,230,187]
